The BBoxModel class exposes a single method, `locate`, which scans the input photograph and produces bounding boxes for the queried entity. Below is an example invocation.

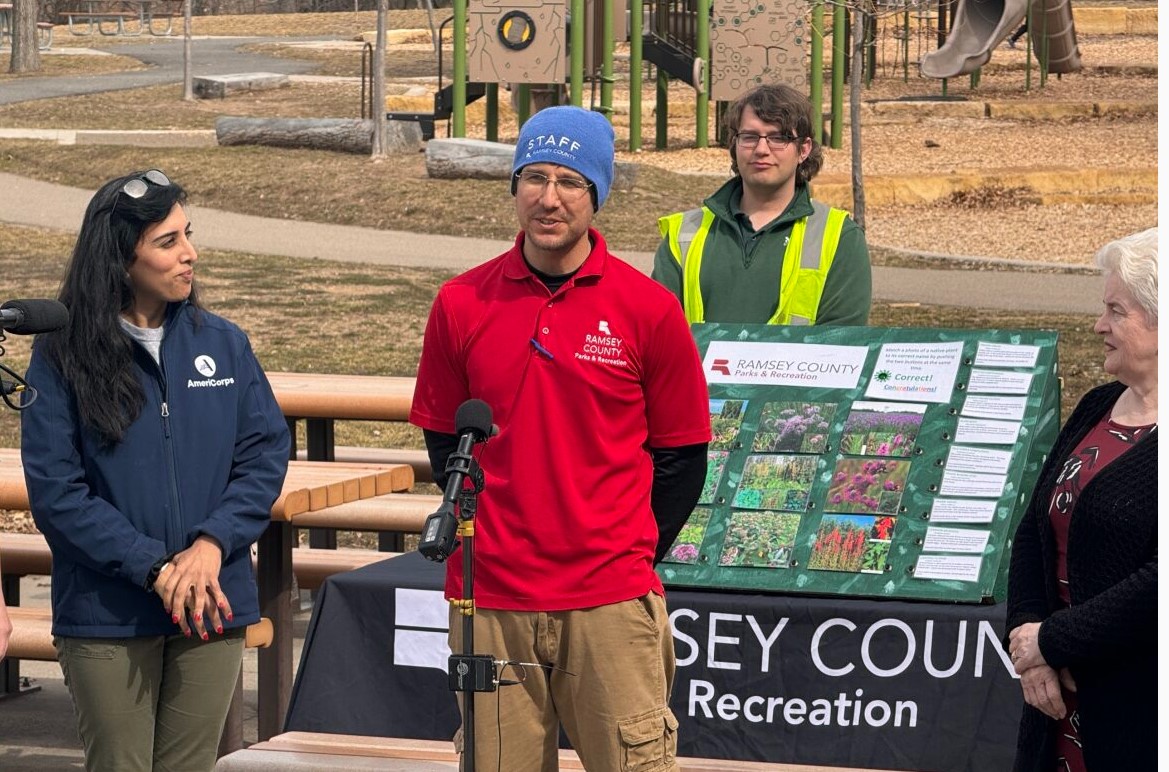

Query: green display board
[657,324,1060,604]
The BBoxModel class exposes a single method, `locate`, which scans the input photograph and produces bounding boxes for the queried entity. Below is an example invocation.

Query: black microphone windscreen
[455,399,494,439]
[0,299,69,335]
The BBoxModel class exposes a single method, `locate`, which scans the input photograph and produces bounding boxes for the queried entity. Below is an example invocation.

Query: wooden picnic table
[58,0,176,36]
[268,371,414,458]
[268,372,418,550]
[0,447,413,742]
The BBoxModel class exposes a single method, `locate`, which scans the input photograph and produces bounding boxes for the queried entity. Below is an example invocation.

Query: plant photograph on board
[717,511,802,568]
[700,451,729,505]
[839,401,926,457]
[753,401,837,454]
[731,454,818,511]
[808,514,897,573]
[826,458,910,514]
[710,398,749,450]
[663,508,712,564]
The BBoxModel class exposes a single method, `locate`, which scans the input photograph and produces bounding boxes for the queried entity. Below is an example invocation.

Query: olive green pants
[449,593,679,772]
[55,630,244,772]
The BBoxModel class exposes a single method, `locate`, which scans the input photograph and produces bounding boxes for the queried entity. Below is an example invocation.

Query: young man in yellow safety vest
[653,84,872,326]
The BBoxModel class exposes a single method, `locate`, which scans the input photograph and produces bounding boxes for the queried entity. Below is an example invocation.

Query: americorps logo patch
[194,355,217,377]
[188,354,235,389]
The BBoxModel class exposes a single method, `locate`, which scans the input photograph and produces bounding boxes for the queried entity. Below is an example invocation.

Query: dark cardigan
[1005,381,1158,771]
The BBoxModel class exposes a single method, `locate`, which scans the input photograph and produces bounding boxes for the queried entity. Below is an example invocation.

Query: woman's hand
[1008,622,1047,673]
[1018,663,1067,719]
[153,535,233,639]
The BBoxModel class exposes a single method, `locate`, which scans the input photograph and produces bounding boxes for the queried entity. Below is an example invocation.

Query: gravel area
[607,32,1158,268]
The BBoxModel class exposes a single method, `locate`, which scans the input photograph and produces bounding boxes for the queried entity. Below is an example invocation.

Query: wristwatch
[144,552,176,591]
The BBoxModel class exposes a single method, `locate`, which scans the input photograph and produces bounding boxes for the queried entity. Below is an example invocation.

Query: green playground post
[516,84,531,127]
[656,67,668,150]
[695,0,710,147]
[630,0,644,151]
[452,0,467,136]
[810,0,824,144]
[570,0,585,105]
[601,0,615,117]
[830,1,845,149]
[485,84,498,141]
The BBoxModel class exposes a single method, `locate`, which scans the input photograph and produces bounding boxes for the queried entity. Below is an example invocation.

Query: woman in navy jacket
[21,170,290,772]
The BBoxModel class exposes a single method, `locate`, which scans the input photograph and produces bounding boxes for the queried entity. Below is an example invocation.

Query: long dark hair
[724,83,823,184]
[42,170,201,445]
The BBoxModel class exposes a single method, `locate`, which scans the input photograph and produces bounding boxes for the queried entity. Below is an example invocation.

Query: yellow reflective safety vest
[657,201,848,325]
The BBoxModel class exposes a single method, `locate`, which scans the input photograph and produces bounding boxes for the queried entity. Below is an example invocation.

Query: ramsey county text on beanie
[512,106,615,210]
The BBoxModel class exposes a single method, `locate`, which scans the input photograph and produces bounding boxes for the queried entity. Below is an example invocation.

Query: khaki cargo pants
[449,592,679,772]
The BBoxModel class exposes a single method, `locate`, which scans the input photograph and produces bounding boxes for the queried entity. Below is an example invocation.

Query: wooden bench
[0,532,393,592]
[214,731,803,771]
[296,446,433,484]
[6,606,274,662]
[292,493,438,534]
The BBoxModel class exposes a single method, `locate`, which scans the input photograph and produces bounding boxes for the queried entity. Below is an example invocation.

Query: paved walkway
[0,171,1102,314]
[0,36,330,105]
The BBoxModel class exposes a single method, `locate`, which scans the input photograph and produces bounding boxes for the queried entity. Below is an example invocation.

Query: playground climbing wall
[711,0,808,100]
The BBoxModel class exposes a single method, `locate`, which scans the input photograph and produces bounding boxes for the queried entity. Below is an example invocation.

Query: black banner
[286,553,1021,770]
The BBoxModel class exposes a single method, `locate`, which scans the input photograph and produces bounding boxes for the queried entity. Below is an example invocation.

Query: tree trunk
[370,0,387,158]
[216,117,376,154]
[8,0,42,74]
[183,0,193,100]
[849,3,867,230]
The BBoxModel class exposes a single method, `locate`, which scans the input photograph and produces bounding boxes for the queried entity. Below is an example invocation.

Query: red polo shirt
[410,229,711,611]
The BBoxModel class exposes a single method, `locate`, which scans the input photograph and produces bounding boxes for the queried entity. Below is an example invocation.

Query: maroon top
[1045,413,1155,771]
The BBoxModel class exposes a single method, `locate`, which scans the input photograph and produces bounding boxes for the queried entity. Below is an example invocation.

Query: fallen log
[215,117,422,155]
[425,137,638,191]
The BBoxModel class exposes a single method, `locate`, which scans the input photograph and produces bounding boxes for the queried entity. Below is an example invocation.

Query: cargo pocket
[618,707,679,772]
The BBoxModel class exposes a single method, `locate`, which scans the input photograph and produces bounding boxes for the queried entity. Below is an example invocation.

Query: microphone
[418,399,495,563]
[0,299,68,335]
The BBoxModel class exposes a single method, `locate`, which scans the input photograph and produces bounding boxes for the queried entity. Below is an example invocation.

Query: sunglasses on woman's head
[121,169,171,199]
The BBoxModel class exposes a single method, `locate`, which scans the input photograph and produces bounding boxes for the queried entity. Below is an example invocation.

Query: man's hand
[153,535,233,639]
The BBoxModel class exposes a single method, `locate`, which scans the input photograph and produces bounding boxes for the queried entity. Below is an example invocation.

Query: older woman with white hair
[1005,227,1158,771]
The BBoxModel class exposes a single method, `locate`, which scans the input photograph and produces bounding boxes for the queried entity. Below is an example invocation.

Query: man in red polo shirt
[410,105,711,770]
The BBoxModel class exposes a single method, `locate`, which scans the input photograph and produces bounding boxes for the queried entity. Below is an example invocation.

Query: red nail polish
[201,632,209,641]
[172,614,180,624]
[226,612,234,621]
[184,630,192,638]
[215,625,223,635]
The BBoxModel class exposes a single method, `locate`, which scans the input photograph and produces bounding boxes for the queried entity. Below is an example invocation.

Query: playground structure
[920,0,1079,78]
[388,0,1091,150]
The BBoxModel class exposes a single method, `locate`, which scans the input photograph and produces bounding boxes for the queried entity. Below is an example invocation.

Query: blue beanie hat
[511,106,615,210]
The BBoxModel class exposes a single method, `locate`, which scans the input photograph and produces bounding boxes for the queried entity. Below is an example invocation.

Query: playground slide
[920,0,1081,79]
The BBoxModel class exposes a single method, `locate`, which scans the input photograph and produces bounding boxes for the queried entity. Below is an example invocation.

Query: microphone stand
[449,454,485,772]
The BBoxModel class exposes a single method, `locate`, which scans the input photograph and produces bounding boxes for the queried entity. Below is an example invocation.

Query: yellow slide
[920,0,1081,78]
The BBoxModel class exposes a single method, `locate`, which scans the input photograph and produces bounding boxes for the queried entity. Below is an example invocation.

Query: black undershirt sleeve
[422,429,459,490]
[427,430,707,567]
[650,443,709,565]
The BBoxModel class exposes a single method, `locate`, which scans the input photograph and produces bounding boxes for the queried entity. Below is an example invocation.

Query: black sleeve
[650,443,708,565]
[422,429,459,490]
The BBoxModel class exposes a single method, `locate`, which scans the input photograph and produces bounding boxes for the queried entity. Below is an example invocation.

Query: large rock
[193,72,289,99]
[425,137,638,191]
[215,117,421,155]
